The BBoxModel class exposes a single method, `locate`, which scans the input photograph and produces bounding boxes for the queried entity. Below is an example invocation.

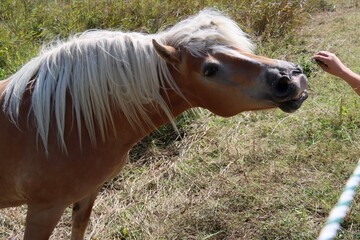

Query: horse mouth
[278,90,308,113]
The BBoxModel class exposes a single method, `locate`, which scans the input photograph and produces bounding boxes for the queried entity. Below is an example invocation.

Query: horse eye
[203,63,219,77]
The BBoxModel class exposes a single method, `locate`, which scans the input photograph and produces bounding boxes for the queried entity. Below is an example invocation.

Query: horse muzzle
[277,88,308,113]
[269,63,308,113]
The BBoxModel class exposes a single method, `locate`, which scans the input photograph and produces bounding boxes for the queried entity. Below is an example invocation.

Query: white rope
[317,159,360,240]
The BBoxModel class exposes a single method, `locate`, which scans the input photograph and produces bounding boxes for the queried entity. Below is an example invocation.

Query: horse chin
[278,91,308,113]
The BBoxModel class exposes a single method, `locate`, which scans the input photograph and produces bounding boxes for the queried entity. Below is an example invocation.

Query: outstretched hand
[312,51,348,78]
[312,51,360,96]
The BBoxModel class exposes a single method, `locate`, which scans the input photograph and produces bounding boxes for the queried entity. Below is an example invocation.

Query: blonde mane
[2,9,254,153]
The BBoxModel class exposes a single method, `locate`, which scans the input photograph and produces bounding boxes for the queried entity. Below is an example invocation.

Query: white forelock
[161,9,254,55]
[2,9,254,153]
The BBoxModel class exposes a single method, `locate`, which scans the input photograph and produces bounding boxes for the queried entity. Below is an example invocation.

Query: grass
[1,0,360,239]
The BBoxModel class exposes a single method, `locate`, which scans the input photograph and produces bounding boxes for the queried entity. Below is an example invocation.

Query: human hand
[312,51,348,78]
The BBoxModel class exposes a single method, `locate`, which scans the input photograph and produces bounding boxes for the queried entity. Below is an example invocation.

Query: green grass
[1,0,360,239]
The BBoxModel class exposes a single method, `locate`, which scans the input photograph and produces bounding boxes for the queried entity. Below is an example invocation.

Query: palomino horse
[0,10,308,239]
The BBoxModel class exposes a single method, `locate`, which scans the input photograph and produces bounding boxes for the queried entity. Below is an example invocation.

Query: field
[1,0,360,239]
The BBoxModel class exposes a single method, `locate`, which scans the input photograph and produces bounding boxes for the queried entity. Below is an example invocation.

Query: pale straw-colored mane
[2,9,254,153]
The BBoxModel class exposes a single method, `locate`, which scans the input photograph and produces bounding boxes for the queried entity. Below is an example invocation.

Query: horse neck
[112,67,192,148]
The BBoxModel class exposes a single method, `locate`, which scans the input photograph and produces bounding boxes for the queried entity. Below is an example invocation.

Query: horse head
[153,39,308,117]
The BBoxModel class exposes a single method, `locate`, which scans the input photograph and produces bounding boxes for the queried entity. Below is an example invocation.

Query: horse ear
[152,39,181,65]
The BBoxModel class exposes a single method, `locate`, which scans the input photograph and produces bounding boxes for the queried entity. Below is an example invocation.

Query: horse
[0,9,308,239]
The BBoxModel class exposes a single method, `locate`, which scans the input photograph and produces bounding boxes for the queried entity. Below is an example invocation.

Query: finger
[312,55,327,61]
[315,51,330,57]
[311,56,329,67]
[315,59,328,67]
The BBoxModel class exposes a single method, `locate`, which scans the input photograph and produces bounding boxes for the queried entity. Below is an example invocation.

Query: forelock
[160,9,254,56]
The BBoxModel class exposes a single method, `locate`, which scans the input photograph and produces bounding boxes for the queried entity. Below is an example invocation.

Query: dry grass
[1,0,360,239]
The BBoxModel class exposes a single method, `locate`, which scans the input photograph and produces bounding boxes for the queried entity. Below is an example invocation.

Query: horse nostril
[273,76,291,98]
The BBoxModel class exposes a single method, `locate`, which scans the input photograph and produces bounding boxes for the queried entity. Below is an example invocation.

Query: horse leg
[24,203,67,240]
[70,190,99,240]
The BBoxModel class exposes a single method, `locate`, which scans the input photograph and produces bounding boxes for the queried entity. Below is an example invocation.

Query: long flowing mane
[2,9,254,152]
